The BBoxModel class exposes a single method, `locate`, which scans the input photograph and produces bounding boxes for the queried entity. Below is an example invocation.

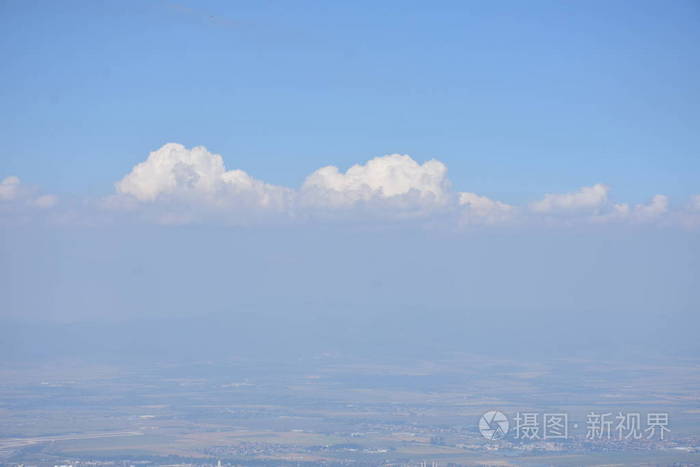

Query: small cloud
[530,184,609,213]
[0,176,59,224]
[0,176,22,201]
[31,194,58,209]
[676,194,700,229]
[458,192,515,225]
[632,194,668,221]
[594,194,668,224]
[0,176,57,208]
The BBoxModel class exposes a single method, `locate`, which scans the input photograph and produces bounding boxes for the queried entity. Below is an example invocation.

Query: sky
[0,1,699,363]
[1,0,699,203]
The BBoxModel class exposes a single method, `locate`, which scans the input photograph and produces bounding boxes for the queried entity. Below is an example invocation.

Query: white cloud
[458,192,515,225]
[530,184,609,213]
[110,148,457,223]
[0,176,58,210]
[593,194,669,224]
[632,194,668,220]
[300,154,450,211]
[0,176,21,201]
[0,175,60,225]
[93,143,699,229]
[114,143,292,211]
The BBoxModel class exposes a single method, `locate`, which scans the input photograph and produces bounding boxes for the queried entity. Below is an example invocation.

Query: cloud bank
[3,143,698,229]
[102,143,700,227]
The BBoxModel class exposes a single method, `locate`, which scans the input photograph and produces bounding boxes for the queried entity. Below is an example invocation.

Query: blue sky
[1,2,699,362]
[1,0,698,204]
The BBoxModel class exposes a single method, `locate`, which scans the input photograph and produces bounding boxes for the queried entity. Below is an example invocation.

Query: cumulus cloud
[458,192,515,225]
[530,184,609,213]
[300,154,450,213]
[113,143,292,213]
[107,146,459,223]
[92,142,699,229]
